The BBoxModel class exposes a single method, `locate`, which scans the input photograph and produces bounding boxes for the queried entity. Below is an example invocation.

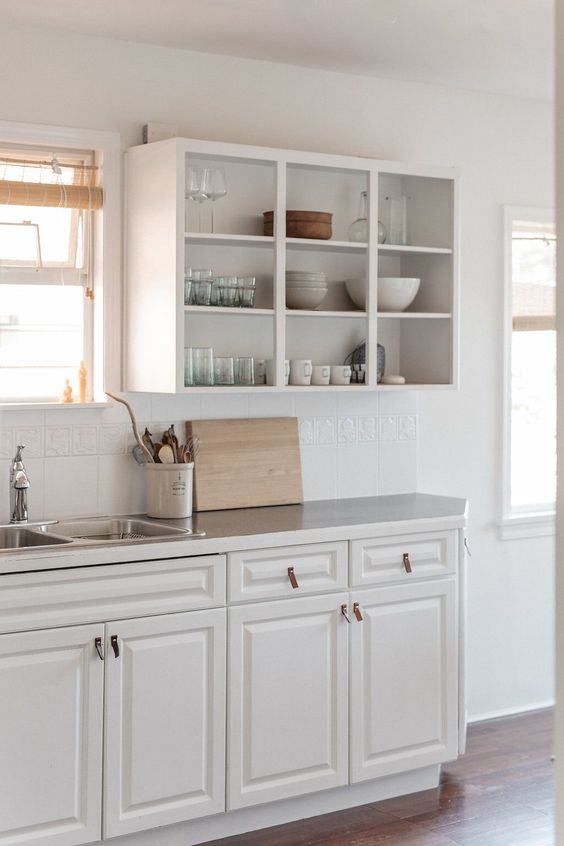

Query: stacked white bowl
[286,271,328,310]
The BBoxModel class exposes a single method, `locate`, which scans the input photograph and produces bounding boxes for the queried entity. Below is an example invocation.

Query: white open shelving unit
[125,137,459,393]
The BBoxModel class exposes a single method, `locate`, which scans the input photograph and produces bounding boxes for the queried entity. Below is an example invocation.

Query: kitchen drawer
[351,531,456,587]
[228,541,348,602]
[0,554,226,634]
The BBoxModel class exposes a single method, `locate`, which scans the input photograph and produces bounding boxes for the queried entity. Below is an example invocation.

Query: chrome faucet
[10,445,30,524]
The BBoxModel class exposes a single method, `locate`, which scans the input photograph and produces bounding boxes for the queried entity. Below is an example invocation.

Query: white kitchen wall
[0,23,554,720]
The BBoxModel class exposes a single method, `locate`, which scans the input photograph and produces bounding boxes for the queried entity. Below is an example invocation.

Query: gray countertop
[0,493,467,575]
[185,492,467,539]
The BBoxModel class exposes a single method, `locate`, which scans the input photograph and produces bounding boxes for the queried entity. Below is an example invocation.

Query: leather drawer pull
[287,567,299,589]
[403,553,412,574]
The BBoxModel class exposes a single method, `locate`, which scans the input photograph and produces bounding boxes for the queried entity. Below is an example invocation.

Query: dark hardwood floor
[204,709,554,846]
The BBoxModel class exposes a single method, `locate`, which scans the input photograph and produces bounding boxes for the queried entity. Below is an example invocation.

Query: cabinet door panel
[229,594,348,809]
[351,579,457,782]
[104,609,226,838]
[0,624,104,846]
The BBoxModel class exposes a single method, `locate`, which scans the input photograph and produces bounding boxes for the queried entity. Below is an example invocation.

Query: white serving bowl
[286,286,328,309]
[344,278,366,310]
[378,277,420,312]
[344,277,421,311]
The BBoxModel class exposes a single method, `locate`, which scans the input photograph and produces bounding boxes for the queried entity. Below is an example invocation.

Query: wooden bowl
[263,210,332,240]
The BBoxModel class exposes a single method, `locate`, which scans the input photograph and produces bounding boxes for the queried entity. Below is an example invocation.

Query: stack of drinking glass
[184,347,266,387]
[184,268,256,308]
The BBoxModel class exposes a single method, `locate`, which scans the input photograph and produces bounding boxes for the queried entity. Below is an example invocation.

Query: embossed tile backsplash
[0,392,418,517]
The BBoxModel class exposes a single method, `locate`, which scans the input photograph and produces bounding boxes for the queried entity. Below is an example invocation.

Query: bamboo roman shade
[0,155,102,210]
[512,223,555,332]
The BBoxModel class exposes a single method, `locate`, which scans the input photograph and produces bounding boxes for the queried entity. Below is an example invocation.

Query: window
[0,146,102,402]
[501,207,556,538]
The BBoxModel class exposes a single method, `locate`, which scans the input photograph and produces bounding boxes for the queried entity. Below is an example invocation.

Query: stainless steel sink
[0,526,73,550]
[45,518,194,542]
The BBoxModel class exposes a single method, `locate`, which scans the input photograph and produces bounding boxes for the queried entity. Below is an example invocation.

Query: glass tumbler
[192,347,214,386]
[217,276,239,307]
[184,348,194,386]
[184,277,192,305]
[213,356,235,385]
[235,356,254,386]
[192,279,212,306]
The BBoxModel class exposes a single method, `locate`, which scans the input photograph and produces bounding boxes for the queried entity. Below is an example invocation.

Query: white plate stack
[286,271,328,310]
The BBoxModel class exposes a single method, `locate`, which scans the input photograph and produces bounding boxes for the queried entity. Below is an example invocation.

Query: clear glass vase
[348,191,386,243]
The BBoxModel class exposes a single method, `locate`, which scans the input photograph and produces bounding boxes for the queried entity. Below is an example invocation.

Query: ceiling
[0,0,553,100]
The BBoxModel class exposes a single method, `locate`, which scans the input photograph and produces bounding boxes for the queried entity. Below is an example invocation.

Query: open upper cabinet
[125,137,459,392]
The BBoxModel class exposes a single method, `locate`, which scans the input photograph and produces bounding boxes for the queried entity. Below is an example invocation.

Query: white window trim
[500,205,556,540]
[0,120,121,408]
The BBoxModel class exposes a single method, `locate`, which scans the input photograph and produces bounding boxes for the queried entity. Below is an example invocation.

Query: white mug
[330,365,352,385]
[255,359,266,385]
[266,359,290,386]
[289,359,313,386]
[311,365,331,386]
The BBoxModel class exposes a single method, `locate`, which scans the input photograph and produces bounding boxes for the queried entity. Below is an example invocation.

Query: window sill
[497,511,555,540]
[0,401,112,411]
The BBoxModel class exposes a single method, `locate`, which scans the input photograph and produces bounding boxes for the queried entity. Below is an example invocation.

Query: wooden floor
[204,709,554,846]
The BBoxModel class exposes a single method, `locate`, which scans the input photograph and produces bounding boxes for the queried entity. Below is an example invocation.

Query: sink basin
[46,518,194,542]
[0,527,73,550]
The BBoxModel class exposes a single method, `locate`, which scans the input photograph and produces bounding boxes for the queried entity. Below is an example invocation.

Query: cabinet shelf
[377,312,452,319]
[185,233,274,248]
[286,238,367,253]
[378,244,452,257]
[286,309,367,319]
[185,306,274,316]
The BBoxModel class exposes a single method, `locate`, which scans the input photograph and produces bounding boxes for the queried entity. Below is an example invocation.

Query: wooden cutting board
[186,417,303,512]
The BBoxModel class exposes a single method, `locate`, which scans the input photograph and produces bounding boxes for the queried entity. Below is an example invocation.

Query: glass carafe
[348,191,386,243]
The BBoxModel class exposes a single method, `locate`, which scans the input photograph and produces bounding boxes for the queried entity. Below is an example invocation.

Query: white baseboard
[468,699,554,724]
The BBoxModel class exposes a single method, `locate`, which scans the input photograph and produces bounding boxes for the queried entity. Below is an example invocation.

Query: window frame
[0,120,121,408]
[499,205,556,540]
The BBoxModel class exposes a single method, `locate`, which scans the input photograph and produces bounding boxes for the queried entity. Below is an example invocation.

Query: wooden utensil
[157,444,175,464]
[186,417,303,511]
[105,391,154,463]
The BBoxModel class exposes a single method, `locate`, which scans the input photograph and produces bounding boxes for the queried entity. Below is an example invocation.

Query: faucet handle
[14,469,30,489]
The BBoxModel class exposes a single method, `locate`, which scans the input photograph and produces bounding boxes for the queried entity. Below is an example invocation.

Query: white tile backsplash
[45,427,71,457]
[0,390,418,520]
[0,429,13,459]
[14,427,43,458]
[44,456,99,518]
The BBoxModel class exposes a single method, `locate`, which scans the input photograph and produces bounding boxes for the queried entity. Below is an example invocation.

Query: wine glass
[201,167,227,233]
[185,166,207,232]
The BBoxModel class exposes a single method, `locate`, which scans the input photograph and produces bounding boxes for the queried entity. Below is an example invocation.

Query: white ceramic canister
[146,463,194,519]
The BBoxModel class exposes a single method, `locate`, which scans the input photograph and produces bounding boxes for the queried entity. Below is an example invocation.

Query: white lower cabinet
[103,608,226,838]
[0,527,462,846]
[228,594,349,809]
[0,624,104,846]
[350,578,458,782]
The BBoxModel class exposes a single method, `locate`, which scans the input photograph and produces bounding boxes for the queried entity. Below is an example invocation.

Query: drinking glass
[210,278,222,306]
[184,348,194,386]
[192,279,212,306]
[183,277,192,305]
[217,276,239,307]
[235,356,254,386]
[185,166,207,232]
[213,356,235,385]
[192,347,214,386]
[201,167,227,233]
[237,276,256,308]
[385,195,408,245]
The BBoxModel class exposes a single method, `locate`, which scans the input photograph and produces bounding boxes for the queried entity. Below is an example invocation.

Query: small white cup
[266,359,290,386]
[255,359,266,385]
[289,359,313,386]
[311,365,331,386]
[330,365,352,386]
